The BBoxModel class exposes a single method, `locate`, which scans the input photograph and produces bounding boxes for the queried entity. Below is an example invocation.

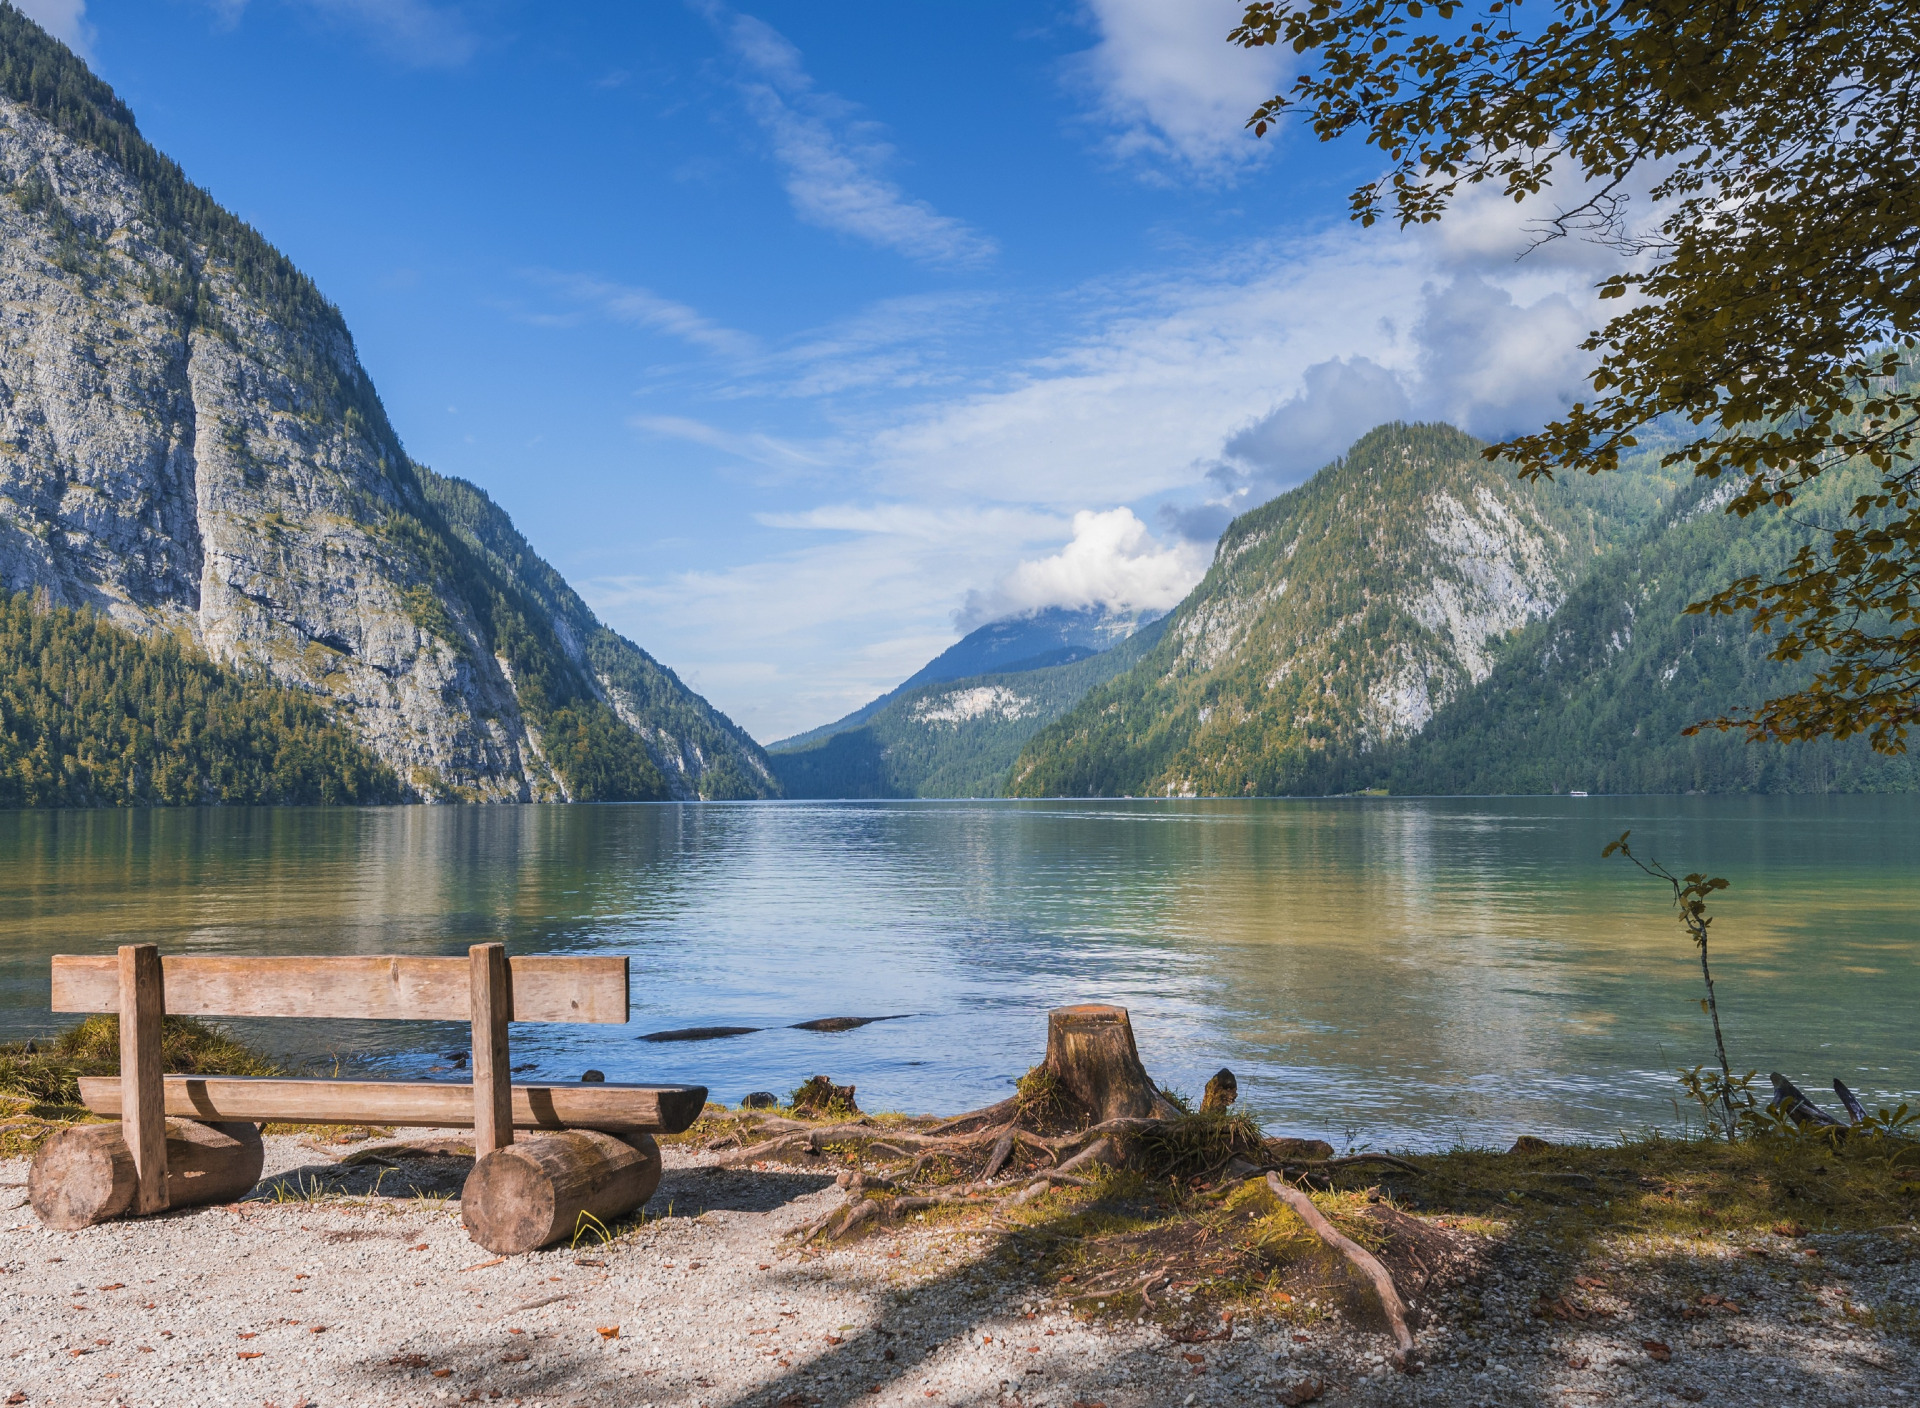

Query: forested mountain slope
[0,585,397,806]
[0,11,775,802]
[772,616,1169,798]
[1369,463,1919,794]
[1008,423,1665,797]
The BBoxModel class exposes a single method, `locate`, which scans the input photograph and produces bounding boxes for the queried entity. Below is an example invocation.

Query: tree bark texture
[1044,1004,1169,1123]
[461,1130,662,1255]
[29,1118,264,1230]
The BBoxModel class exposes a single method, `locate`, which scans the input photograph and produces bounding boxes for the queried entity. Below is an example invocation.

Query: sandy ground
[1,1132,1915,1407]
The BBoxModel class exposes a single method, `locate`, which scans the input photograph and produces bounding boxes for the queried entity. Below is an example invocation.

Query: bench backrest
[50,953,629,1024]
[51,944,629,1213]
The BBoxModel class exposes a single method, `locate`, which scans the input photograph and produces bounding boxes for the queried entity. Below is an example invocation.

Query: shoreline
[3,1115,1915,1407]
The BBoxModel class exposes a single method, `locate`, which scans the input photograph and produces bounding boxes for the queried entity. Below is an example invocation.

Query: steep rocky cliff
[1007,423,1658,797]
[0,11,775,802]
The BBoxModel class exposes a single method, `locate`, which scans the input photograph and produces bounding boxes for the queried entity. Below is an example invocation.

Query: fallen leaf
[1070,1401,1108,1408]
[5,1392,23,1405]
[1575,1275,1610,1289]
[97,1284,123,1291]
[309,1326,327,1334]
[388,1354,430,1368]
[575,1259,606,1268]
[410,1244,429,1252]
[508,1328,524,1334]
[1566,1355,1591,1369]
[1534,1295,1589,1322]
[137,1346,153,1353]
[461,1258,507,1272]
[1642,1339,1672,1363]
[1181,1353,1205,1366]
[238,1333,258,1340]
[759,1263,772,1270]
[237,1351,264,1360]
[1278,1382,1324,1407]
[432,1369,453,1378]
[824,1335,843,1345]
[501,1352,529,1363]
[596,1326,620,1340]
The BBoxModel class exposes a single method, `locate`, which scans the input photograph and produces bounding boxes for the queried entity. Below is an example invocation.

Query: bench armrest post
[470,944,513,1157]
[118,944,168,1214]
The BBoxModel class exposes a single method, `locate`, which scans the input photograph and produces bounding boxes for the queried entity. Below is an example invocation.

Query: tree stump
[462,1129,661,1255]
[29,1118,265,1230]
[1043,1004,1170,1124]
[791,1076,859,1117]
[1201,1067,1238,1114]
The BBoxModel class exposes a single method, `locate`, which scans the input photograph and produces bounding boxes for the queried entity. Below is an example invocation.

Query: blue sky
[22,0,1615,741]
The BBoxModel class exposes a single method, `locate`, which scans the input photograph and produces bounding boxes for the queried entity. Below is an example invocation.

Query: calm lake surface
[1,797,1914,1150]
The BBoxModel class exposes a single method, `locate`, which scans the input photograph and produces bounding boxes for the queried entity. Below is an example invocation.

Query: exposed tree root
[1266,1173,1418,1370]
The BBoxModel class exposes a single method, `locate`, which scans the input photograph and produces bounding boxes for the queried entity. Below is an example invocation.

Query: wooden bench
[28,943,706,1253]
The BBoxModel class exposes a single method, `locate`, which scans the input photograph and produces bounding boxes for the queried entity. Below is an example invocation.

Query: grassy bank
[0,1015,277,1156]
[671,1098,1920,1346]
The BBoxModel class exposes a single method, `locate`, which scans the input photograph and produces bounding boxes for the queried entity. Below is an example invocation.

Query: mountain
[1008,423,1672,797]
[1010,421,1916,798]
[0,12,776,803]
[770,615,1168,798]
[771,604,1159,753]
[1369,460,1920,795]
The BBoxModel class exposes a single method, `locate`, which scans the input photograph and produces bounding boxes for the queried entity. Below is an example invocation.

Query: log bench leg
[462,1130,662,1254]
[29,1119,265,1230]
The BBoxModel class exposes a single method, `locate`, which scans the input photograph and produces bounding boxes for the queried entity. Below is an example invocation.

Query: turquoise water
[1,797,1914,1150]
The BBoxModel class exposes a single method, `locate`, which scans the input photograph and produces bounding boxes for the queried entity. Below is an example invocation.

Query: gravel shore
[2,1132,1914,1407]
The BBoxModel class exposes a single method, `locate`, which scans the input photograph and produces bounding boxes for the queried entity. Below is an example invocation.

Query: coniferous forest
[0,589,398,807]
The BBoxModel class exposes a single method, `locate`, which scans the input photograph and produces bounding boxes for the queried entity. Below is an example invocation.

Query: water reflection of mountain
[0,798,1912,1147]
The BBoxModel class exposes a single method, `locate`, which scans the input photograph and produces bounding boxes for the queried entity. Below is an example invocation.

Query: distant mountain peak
[770,602,1161,752]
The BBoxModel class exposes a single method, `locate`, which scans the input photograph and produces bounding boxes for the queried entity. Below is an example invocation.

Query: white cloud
[206,0,476,66]
[1070,0,1284,178]
[1221,355,1412,489]
[958,508,1207,629]
[531,274,758,358]
[1414,274,1595,441]
[584,503,1065,739]
[14,0,94,57]
[861,234,1425,507]
[631,414,824,471]
[712,8,996,266]
[589,214,1626,737]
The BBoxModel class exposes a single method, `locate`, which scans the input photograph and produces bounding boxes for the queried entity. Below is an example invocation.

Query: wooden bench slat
[50,955,629,1024]
[76,1075,707,1135]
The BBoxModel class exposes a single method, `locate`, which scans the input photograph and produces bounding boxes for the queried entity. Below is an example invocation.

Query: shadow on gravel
[246,1133,1920,1408]
[656,1163,837,1214]
[249,1144,474,1202]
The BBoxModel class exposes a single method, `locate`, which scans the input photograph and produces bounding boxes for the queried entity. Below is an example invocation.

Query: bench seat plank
[51,954,628,1025]
[77,1075,706,1136]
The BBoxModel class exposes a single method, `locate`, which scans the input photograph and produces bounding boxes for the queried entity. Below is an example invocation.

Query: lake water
[1,797,1914,1151]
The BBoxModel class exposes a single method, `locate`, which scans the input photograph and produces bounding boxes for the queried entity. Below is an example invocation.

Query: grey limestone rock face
[0,94,771,802]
